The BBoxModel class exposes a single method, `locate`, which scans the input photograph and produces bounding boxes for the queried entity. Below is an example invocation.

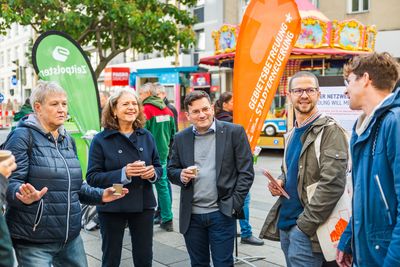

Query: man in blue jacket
[337,52,400,267]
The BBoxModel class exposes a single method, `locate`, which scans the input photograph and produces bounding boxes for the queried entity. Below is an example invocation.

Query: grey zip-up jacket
[260,115,348,252]
[5,115,103,243]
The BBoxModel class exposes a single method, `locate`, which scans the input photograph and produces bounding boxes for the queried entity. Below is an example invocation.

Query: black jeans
[98,210,154,267]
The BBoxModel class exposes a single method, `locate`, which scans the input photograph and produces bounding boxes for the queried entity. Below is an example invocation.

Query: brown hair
[101,89,146,130]
[183,90,211,111]
[214,92,233,115]
[288,71,319,90]
[344,52,400,90]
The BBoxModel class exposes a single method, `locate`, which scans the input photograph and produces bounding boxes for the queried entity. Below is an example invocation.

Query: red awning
[199,48,369,66]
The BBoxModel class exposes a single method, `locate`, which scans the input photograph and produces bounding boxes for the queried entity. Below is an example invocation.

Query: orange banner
[233,0,301,151]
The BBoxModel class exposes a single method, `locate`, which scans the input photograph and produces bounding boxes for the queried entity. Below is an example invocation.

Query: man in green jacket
[138,83,176,231]
[259,71,348,266]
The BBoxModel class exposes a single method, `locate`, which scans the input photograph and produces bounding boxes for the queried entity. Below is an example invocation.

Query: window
[311,0,319,8]
[348,0,369,13]
[0,78,4,92]
[6,49,11,66]
[193,6,204,23]
[195,30,205,51]
[0,51,4,67]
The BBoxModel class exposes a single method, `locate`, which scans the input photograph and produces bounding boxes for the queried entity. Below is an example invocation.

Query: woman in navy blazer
[87,89,162,267]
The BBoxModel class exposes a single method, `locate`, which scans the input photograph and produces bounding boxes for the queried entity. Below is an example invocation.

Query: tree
[0,0,197,78]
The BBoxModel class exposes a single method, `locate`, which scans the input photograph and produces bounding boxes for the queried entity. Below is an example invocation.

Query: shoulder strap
[1,128,33,156]
[314,119,351,172]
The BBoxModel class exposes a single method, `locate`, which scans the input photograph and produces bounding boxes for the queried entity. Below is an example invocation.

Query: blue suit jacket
[167,120,254,234]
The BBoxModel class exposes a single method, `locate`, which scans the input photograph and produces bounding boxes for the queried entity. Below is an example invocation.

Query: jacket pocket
[374,174,393,226]
[323,150,347,160]
[33,199,44,231]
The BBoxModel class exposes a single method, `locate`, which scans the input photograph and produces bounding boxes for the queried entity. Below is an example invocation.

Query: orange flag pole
[233,0,301,152]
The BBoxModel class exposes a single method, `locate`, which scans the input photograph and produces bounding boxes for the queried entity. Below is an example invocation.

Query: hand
[0,155,17,178]
[140,165,155,180]
[102,187,129,202]
[180,168,196,184]
[16,183,48,205]
[125,161,147,177]
[336,249,352,267]
[268,179,284,196]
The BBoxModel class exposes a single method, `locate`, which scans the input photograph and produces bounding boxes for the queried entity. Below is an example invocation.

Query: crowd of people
[0,51,399,267]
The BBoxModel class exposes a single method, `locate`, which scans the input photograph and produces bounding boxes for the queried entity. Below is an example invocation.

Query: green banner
[32,31,100,135]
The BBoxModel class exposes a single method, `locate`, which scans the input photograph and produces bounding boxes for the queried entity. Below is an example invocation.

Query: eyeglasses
[289,87,318,96]
[189,106,212,116]
[344,79,349,87]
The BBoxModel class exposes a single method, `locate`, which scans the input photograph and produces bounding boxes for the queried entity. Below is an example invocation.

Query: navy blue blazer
[168,120,254,234]
[87,128,162,213]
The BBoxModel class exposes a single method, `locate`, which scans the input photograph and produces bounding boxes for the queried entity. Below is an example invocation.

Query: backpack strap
[1,128,33,156]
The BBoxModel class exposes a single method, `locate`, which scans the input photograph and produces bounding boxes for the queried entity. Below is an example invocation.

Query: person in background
[99,91,110,110]
[12,98,33,130]
[138,83,176,232]
[0,155,17,267]
[168,90,254,266]
[5,80,127,267]
[153,83,177,224]
[155,83,179,132]
[337,52,400,267]
[214,91,264,246]
[87,89,162,267]
[260,71,348,267]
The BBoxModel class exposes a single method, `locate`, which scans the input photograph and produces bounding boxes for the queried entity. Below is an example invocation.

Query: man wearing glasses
[168,90,254,266]
[337,53,400,267]
[261,71,348,267]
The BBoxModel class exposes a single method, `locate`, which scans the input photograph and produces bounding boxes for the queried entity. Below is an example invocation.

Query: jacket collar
[103,127,146,138]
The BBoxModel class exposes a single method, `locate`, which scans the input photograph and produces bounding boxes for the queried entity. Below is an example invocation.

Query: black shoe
[160,220,173,232]
[240,235,264,246]
[154,215,161,225]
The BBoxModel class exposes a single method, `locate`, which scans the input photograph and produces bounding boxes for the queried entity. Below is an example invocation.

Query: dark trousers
[98,210,154,267]
[0,213,14,267]
[184,210,235,267]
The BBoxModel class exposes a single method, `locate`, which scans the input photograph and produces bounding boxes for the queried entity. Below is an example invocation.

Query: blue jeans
[239,193,252,237]
[280,225,324,267]
[184,210,235,267]
[13,235,87,267]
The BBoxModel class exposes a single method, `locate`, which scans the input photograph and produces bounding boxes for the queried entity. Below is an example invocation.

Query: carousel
[199,0,376,149]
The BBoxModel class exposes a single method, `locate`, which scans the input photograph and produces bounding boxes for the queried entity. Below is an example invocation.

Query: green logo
[32,31,101,135]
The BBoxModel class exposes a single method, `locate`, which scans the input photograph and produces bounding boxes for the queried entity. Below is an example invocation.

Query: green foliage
[0,0,197,77]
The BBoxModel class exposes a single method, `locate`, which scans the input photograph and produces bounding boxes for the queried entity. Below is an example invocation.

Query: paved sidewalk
[82,150,286,266]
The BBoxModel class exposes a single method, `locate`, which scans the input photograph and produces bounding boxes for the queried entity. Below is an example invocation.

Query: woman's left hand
[140,165,155,180]
[102,187,129,203]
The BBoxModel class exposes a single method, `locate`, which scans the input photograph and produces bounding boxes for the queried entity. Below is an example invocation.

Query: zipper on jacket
[55,138,72,243]
[32,199,44,231]
[374,174,393,225]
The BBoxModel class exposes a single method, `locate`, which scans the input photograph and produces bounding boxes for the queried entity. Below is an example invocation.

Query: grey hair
[138,82,158,96]
[108,88,139,110]
[288,71,319,90]
[153,82,165,94]
[30,80,66,111]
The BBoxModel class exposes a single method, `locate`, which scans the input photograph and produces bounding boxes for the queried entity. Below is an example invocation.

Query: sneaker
[154,215,161,225]
[240,235,264,246]
[160,220,173,232]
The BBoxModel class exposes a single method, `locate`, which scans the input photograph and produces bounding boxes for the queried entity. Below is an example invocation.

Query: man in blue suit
[168,90,254,267]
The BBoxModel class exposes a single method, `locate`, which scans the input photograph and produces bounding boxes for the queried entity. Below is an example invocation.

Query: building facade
[0,23,35,107]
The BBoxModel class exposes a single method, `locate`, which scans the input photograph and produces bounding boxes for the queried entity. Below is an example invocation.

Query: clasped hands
[125,160,155,180]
